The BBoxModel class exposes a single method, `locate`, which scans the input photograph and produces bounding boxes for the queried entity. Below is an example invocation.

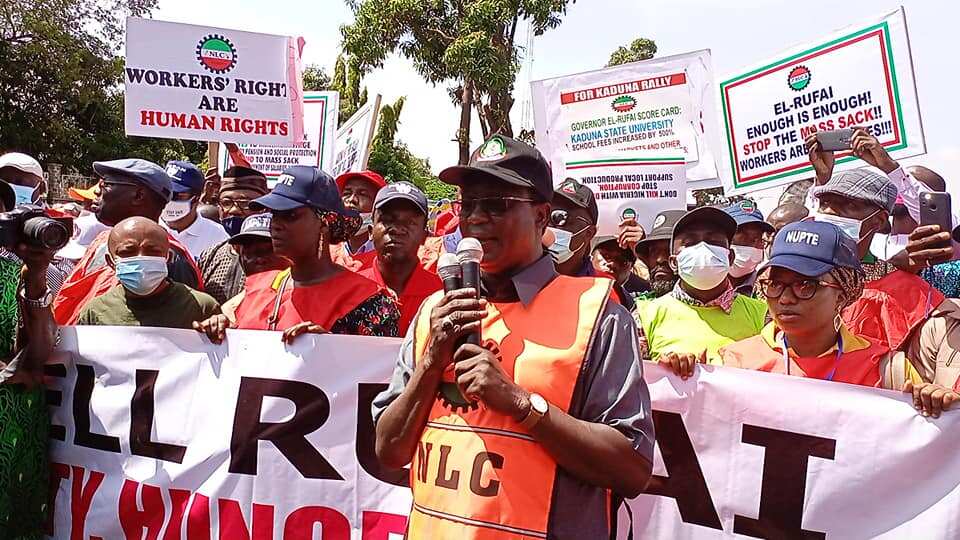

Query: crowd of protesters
[1,124,959,537]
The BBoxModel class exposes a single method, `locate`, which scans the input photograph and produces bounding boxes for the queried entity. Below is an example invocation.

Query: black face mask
[222,215,245,237]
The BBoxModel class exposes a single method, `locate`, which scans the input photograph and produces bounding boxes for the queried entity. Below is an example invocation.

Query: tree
[0,0,203,171]
[367,97,455,200]
[342,0,576,164]
[302,64,332,91]
[607,38,657,67]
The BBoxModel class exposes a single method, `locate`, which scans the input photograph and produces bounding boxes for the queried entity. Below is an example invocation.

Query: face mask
[11,184,36,207]
[113,255,168,296]
[730,245,764,278]
[222,216,245,237]
[869,233,909,261]
[161,198,193,222]
[813,211,878,242]
[547,226,587,264]
[675,242,731,291]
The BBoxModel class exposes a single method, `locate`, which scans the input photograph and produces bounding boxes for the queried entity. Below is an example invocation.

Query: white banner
[718,8,925,194]
[532,50,721,234]
[331,95,382,179]
[124,18,304,145]
[218,91,339,181]
[48,328,960,539]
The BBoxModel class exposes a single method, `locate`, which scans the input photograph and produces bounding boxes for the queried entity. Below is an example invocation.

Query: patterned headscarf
[317,210,362,245]
[827,265,865,309]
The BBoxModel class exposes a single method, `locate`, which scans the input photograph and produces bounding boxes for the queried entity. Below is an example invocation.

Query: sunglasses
[549,209,591,228]
[452,197,537,217]
[758,278,843,300]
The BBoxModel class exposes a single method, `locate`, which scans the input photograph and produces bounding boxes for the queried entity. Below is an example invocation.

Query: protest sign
[719,8,924,194]
[48,328,960,539]
[330,95,382,178]
[532,50,721,234]
[218,92,339,180]
[124,18,304,145]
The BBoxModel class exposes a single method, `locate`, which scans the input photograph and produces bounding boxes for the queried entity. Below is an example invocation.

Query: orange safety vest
[53,229,202,325]
[408,275,612,540]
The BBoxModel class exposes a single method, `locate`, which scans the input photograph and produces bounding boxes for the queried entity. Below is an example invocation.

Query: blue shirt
[921,260,960,299]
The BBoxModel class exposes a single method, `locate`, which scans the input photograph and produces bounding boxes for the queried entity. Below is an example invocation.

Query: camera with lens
[0,204,73,251]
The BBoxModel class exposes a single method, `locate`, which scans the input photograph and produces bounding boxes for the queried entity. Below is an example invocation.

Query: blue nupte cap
[760,220,862,277]
[93,158,173,202]
[724,200,775,234]
[165,160,206,194]
[250,165,359,218]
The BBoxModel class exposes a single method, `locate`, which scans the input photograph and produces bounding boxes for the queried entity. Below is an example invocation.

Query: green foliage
[0,0,204,171]
[342,0,575,157]
[366,97,454,199]
[302,64,332,91]
[607,37,657,67]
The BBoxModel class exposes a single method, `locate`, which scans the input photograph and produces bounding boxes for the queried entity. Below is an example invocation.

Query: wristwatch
[19,286,54,309]
[519,393,549,430]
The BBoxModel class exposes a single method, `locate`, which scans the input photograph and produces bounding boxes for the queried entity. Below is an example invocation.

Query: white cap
[0,152,43,179]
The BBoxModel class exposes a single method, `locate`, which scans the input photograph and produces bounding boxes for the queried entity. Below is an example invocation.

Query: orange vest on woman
[408,275,612,540]
[233,268,383,331]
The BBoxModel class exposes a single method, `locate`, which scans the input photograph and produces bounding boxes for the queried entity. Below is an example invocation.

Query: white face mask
[730,245,764,278]
[813,211,879,242]
[546,226,587,264]
[869,233,909,261]
[675,242,731,291]
[162,198,193,222]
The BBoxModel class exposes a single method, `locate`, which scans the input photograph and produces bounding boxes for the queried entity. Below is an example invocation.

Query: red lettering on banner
[164,488,192,540]
[45,462,71,536]
[187,493,211,540]
[218,499,274,540]
[283,506,350,540]
[120,479,165,540]
[361,511,408,540]
[70,466,104,540]
[560,73,687,104]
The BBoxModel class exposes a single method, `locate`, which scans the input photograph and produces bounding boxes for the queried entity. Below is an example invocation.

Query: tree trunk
[481,89,514,138]
[458,78,474,165]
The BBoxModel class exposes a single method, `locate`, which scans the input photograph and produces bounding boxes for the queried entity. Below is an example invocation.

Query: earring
[833,312,843,332]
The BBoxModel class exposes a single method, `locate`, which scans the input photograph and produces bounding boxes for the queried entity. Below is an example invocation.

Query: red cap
[336,170,387,193]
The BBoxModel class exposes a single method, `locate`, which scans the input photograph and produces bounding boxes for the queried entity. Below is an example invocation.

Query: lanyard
[782,333,844,381]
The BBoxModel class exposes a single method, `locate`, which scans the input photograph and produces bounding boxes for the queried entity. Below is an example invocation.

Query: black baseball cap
[591,235,636,262]
[554,178,599,224]
[635,210,686,258]
[671,206,737,247]
[374,181,428,216]
[439,135,554,202]
[250,165,358,218]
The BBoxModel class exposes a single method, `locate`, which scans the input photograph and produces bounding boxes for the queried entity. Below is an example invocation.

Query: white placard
[331,94,382,178]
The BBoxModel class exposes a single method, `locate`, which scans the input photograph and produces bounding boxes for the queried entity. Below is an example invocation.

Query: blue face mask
[113,255,169,296]
[222,216,245,237]
[11,184,36,207]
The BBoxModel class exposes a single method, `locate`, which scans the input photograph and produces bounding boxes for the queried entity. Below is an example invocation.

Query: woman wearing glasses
[720,220,957,417]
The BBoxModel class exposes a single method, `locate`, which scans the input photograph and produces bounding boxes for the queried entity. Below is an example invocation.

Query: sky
[153,0,959,193]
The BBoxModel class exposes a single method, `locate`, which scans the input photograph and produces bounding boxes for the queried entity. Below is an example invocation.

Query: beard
[649,275,678,297]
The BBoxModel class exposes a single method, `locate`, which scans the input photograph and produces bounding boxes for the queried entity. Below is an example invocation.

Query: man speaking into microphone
[372,135,654,539]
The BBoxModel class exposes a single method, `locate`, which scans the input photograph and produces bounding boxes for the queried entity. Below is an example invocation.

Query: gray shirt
[372,255,654,539]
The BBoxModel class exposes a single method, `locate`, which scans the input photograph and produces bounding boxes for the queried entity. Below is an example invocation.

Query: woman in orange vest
[194,166,399,342]
[720,220,957,417]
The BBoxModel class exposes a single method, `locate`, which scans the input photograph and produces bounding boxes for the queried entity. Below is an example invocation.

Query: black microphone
[456,237,484,346]
[437,252,462,293]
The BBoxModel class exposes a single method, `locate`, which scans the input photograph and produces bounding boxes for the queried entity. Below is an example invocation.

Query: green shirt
[77,282,220,329]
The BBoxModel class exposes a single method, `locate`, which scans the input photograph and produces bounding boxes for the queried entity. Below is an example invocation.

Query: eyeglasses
[451,197,537,218]
[219,198,255,211]
[758,278,844,300]
[549,209,591,228]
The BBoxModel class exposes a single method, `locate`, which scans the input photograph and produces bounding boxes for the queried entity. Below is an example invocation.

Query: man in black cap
[548,177,643,309]
[194,165,399,341]
[633,210,684,300]
[373,135,653,539]
[354,182,441,335]
[634,207,768,375]
[590,236,649,302]
[53,158,202,324]
[218,213,289,321]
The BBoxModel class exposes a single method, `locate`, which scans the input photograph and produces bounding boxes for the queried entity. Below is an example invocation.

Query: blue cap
[93,158,173,202]
[165,161,205,194]
[229,213,272,245]
[374,181,428,216]
[760,220,862,277]
[250,165,358,217]
[724,200,775,233]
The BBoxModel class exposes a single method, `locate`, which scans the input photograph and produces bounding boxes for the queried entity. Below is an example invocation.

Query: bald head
[108,217,170,259]
[905,165,946,192]
[767,203,809,233]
